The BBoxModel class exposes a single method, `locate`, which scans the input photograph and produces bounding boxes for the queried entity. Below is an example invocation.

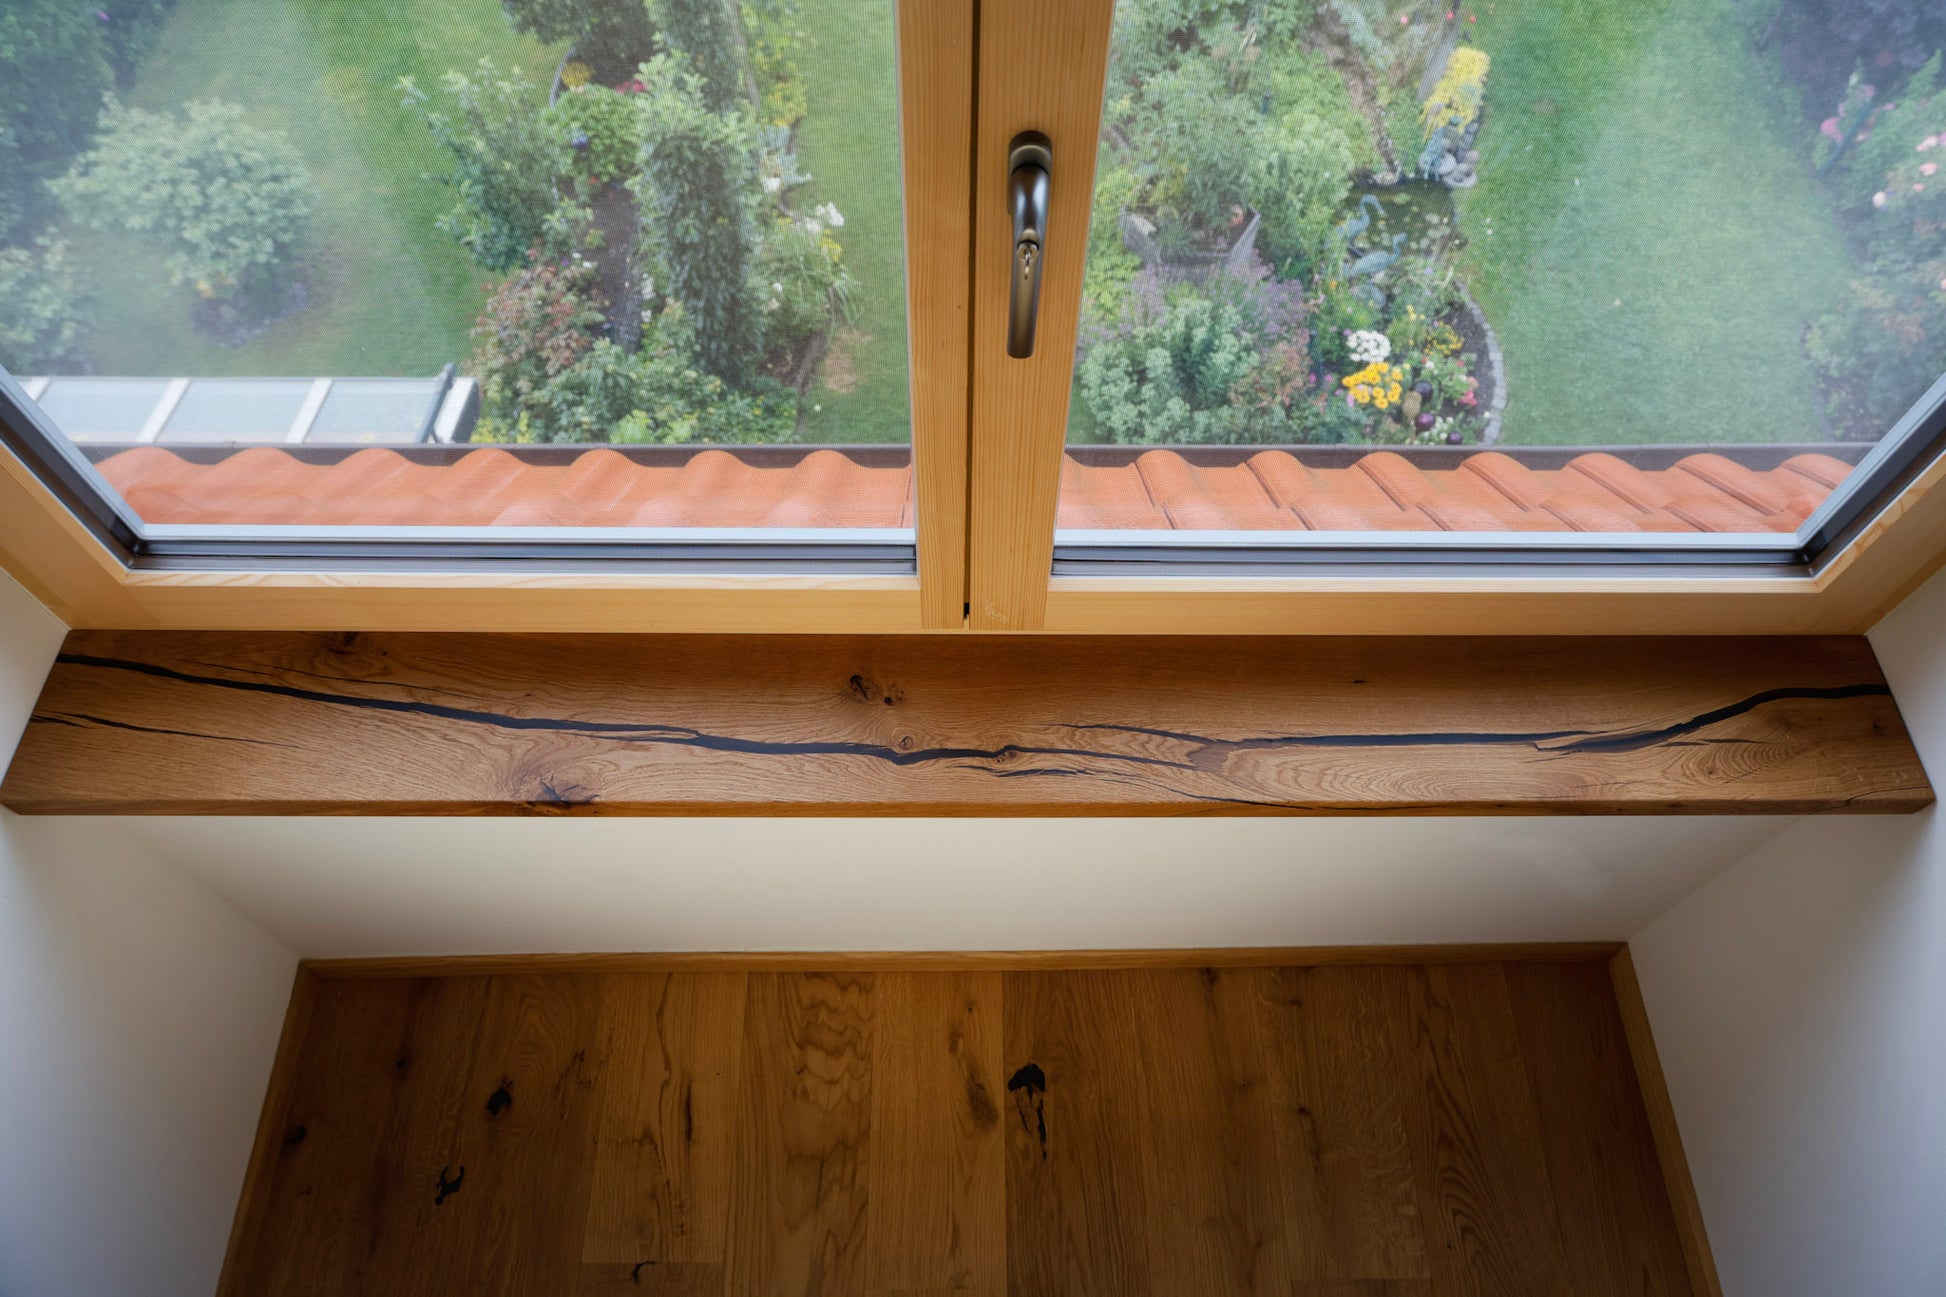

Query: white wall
[1631,570,1946,1297]
[121,813,1790,958]
[0,573,298,1297]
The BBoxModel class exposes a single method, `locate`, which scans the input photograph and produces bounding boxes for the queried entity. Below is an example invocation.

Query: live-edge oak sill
[0,631,1930,816]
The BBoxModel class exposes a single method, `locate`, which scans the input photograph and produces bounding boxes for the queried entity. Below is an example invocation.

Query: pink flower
[1399,13,1409,23]
[1916,182,1928,192]
[1924,162,1939,176]
[1821,117,1843,140]
[1460,391,1477,407]
[1874,191,1890,208]
[1938,277,1946,292]
[1919,135,1940,150]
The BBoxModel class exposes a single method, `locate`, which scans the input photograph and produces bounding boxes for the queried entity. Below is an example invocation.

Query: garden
[0,0,908,443]
[1067,0,1946,448]
[0,0,1941,452]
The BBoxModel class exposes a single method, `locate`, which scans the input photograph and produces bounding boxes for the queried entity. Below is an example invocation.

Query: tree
[657,0,754,115]
[52,99,313,305]
[0,238,94,372]
[629,54,763,386]
[0,0,113,235]
[403,60,563,273]
[500,0,658,76]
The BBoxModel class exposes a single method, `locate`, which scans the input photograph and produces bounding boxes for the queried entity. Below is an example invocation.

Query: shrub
[403,60,563,273]
[1074,261,1314,444]
[544,83,641,184]
[1809,55,1946,438]
[608,311,796,442]
[0,238,94,372]
[1252,106,1360,274]
[52,99,313,304]
[658,0,754,115]
[1116,49,1263,239]
[1767,0,1946,112]
[629,53,764,386]
[742,0,807,128]
[468,246,789,444]
[1807,271,1946,439]
[468,248,609,439]
[756,203,857,358]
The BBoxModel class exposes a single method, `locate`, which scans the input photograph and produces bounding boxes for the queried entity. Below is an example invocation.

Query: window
[0,0,946,576]
[1049,0,1946,574]
[2,0,1943,634]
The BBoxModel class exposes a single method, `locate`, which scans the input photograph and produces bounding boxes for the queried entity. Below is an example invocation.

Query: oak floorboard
[577,1260,725,1295]
[229,960,1703,1296]
[584,972,749,1266]
[1131,968,1292,1297]
[1399,964,1571,1297]
[1261,966,1427,1285]
[865,971,1005,1292]
[724,972,876,1295]
[236,976,426,1297]
[397,974,606,1296]
[1003,970,1153,1296]
[1504,962,1693,1297]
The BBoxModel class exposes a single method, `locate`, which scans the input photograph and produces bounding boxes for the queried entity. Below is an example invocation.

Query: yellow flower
[561,60,593,89]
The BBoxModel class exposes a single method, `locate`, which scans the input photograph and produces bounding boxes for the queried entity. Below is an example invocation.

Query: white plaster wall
[0,572,298,1297]
[121,812,1792,958]
[1631,569,1946,1297]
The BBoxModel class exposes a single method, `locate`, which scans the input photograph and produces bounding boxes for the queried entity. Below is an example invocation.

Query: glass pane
[1,0,911,540]
[1061,0,1946,542]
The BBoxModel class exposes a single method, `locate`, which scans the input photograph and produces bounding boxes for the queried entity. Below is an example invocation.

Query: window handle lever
[1006,133,1051,359]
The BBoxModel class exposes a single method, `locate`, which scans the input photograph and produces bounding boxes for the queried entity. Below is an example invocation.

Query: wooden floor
[226,960,1696,1296]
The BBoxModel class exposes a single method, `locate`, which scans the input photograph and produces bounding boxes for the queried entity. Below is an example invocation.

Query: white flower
[772,281,783,292]
[762,175,782,194]
[1346,329,1392,364]
[813,202,844,228]
[801,220,823,238]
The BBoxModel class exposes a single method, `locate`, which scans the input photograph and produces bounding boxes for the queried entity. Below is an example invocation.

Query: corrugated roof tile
[89,444,1850,538]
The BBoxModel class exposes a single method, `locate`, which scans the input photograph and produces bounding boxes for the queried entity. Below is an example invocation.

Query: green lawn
[75,0,557,378]
[1458,0,1854,444]
[789,0,912,443]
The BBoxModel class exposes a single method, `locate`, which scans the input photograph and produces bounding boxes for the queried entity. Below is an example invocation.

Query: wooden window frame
[3,0,1945,636]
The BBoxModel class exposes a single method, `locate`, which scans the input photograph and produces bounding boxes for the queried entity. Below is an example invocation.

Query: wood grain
[1,631,1928,815]
[967,0,1117,629]
[214,965,317,1297]
[1610,948,1725,1297]
[583,973,748,1265]
[895,0,975,629]
[1505,961,1691,1296]
[1261,966,1427,1284]
[725,972,876,1294]
[1399,964,1571,1297]
[1003,971,1152,1295]
[866,972,1005,1292]
[226,959,1701,1295]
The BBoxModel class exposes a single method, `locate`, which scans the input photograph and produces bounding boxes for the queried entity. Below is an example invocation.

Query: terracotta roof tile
[90,444,1851,537]
[1059,457,1167,530]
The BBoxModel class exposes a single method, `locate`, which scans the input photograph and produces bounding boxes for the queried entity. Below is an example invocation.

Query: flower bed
[1073,1,1499,449]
